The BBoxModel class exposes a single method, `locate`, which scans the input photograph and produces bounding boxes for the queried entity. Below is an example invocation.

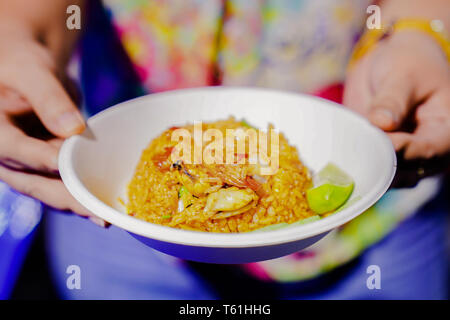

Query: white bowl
[59,87,396,263]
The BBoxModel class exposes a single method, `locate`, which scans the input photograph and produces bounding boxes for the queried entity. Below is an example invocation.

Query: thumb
[369,74,415,131]
[2,63,85,138]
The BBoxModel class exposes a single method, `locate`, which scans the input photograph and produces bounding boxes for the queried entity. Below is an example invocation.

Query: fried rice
[126,117,315,232]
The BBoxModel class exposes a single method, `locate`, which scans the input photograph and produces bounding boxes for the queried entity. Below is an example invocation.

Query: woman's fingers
[0,164,107,227]
[388,87,450,159]
[403,123,450,159]
[403,88,450,159]
[388,132,412,151]
[0,61,85,138]
[0,84,30,114]
[0,115,59,172]
[0,164,85,214]
[0,85,62,173]
[343,55,374,116]
[368,72,415,132]
[47,137,65,149]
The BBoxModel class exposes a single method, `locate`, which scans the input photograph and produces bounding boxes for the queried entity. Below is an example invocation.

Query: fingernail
[372,109,397,128]
[58,111,84,136]
[378,109,394,121]
[89,216,107,228]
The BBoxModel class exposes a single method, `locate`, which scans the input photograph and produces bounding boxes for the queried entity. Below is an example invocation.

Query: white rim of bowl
[59,87,397,248]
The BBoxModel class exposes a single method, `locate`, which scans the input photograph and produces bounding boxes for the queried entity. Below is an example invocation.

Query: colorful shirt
[103,0,371,93]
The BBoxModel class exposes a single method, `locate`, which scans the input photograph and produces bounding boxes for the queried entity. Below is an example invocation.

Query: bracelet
[348,18,450,68]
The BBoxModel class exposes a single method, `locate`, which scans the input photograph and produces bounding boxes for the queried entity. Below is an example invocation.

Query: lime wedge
[306,163,354,215]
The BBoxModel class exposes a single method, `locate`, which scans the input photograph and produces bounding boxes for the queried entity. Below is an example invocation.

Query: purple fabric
[0,182,42,299]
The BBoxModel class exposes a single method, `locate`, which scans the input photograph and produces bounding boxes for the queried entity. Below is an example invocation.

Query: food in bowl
[58,88,395,262]
[125,117,353,232]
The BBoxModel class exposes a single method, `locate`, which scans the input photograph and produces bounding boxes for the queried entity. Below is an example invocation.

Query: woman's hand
[0,12,106,227]
[344,30,450,160]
